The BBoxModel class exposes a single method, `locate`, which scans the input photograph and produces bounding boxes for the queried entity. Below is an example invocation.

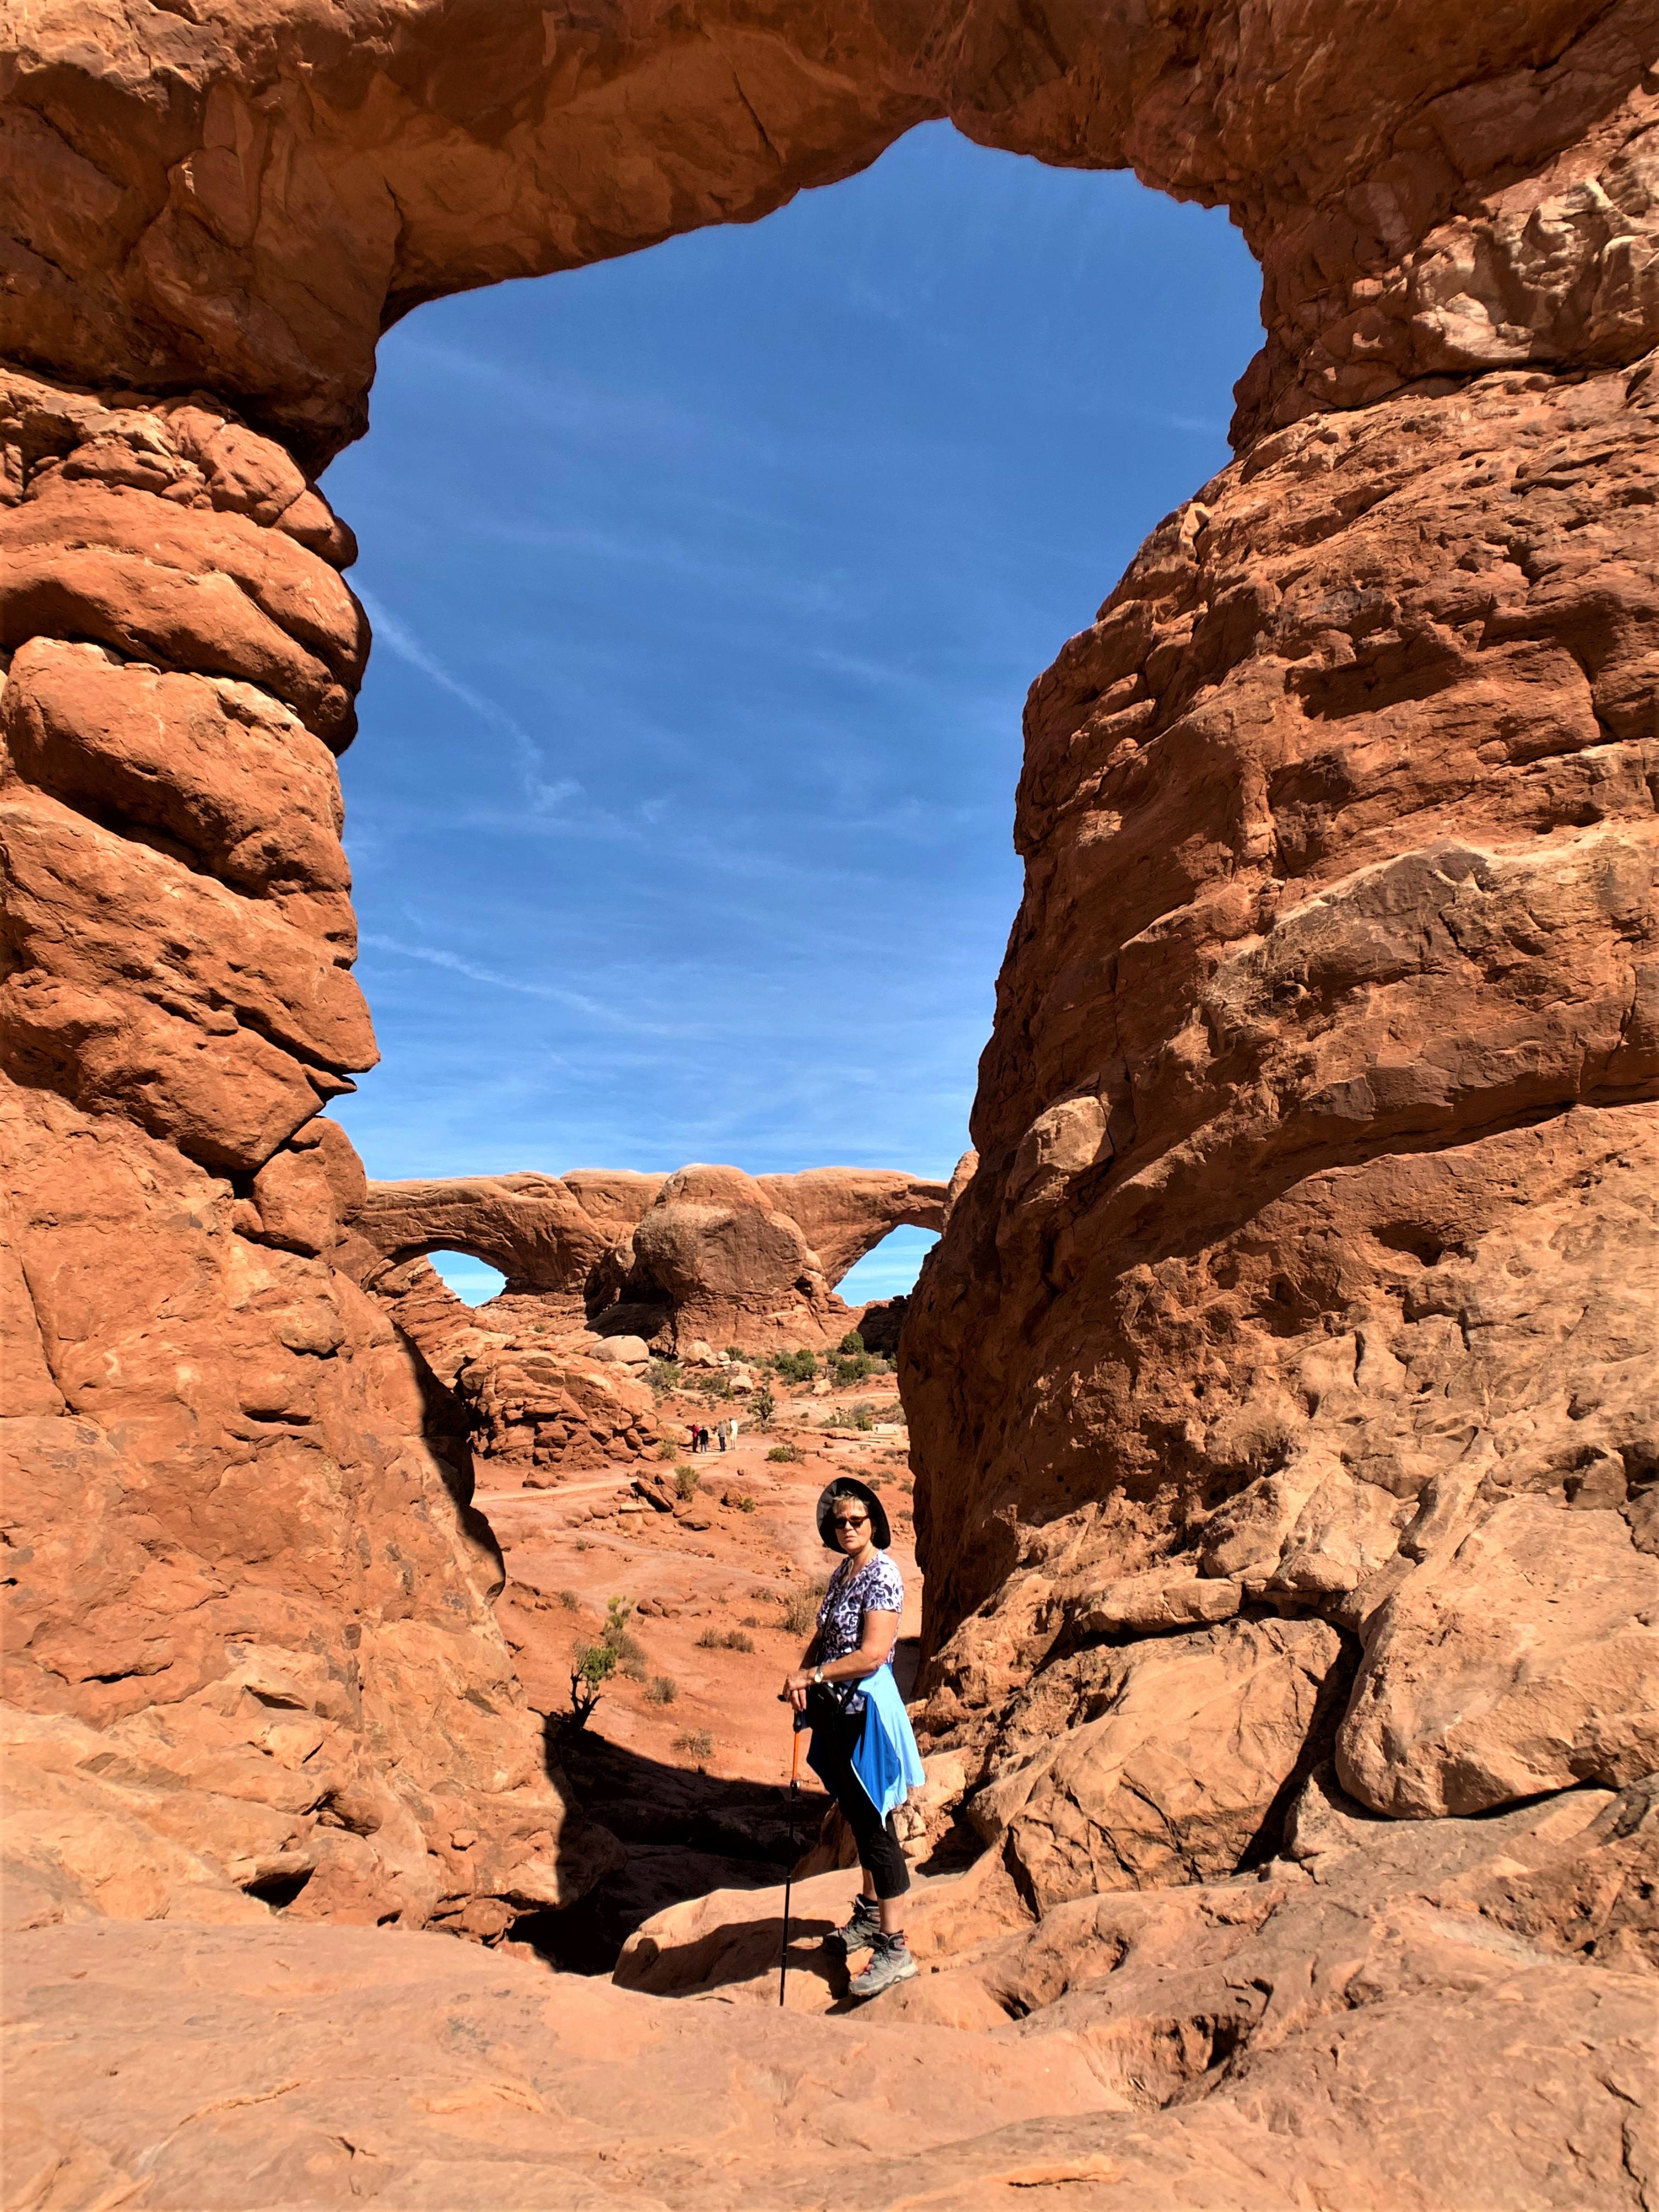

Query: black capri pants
[807,1690,910,1900]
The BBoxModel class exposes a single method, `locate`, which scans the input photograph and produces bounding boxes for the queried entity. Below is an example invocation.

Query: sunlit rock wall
[1,0,1654,1937]
[0,373,617,1933]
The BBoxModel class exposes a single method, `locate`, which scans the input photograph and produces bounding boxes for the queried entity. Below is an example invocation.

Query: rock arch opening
[428,1253,507,1307]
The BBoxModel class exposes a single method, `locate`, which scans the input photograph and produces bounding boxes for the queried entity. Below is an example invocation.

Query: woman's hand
[783,1668,815,1712]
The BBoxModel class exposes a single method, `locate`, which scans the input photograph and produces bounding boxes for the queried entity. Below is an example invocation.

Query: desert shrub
[751,1387,776,1427]
[838,1330,865,1354]
[740,1614,761,1629]
[557,1589,580,1611]
[774,1349,818,1384]
[573,1538,591,1553]
[766,1443,800,1464]
[646,1358,682,1397]
[675,1465,700,1500]
[831,1351,878,1386]
[780,1590,818,1637]
[696,1627,754,1653]
[656,1439,679,1461]
[844,1403,876,1431]
[675,1731,715,1762]
[646,1674,678,1705]
[568,1638,617,1728]
[735,1494,756,1513]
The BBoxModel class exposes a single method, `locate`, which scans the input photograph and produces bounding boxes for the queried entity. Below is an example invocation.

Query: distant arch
[426,1253,507,1308]
[835,1223,940,1305]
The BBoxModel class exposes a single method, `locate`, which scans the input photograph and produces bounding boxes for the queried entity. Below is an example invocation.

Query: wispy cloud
[357,588,580,816]
[359,931,704,1039]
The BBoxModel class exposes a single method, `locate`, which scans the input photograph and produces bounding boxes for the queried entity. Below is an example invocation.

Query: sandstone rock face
[356,1160,946,1353]
[909,359,1659,1838]
[9,1775,1655,2207]
[6,3,1652,464]
[4,4,1658,2201]
[967,1617,1348,1909]
[357,1253,664,1477]
[0,371,617,1937]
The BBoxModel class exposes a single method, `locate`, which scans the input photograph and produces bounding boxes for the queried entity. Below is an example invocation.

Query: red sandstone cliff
[1,2,1655,2199]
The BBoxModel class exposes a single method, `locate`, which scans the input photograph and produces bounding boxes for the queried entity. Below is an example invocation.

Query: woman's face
[830,1501,871,1553]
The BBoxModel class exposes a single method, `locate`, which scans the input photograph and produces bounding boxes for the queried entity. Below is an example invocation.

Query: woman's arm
[785,1609,897,1706]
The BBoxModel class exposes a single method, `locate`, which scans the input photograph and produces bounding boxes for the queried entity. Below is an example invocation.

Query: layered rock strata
[0,371,617,1936]
[356,1252,664,1477]
[909,352,1659,1870]
[356,1161,947,1352]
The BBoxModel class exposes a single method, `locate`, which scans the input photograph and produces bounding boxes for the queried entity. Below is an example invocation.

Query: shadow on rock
[520,1716,830,1972]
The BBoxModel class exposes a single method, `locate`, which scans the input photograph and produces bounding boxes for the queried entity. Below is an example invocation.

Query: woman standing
[783,1477,926,1998]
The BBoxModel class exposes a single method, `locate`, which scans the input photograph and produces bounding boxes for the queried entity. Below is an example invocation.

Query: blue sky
[322,124,1262,1305]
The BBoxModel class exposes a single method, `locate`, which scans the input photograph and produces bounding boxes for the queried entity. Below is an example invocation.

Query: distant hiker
[782,1477,924,1998]
[716,1421,729,1452]
[688,1423,700,1454]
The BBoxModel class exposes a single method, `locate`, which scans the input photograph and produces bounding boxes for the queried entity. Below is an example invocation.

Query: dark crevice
[245,1865,315,1909]
[1235,1627,1363,1872]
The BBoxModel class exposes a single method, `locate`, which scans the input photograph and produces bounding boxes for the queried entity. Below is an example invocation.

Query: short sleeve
[863,1556,903,1615]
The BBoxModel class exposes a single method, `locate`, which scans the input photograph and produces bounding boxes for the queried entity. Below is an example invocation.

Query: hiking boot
[848,1936,918,2000]
[824,1895,881,1957]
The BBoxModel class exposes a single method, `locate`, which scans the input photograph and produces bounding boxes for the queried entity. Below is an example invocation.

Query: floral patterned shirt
[816,1552,904,1717]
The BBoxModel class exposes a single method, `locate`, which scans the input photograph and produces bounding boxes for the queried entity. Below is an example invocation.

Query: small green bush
[656,1439,679,1461]
[766,1443,800,1464]
[740,1614,761,1629]
[675,1465,700,1500]
[735,1494,756,1513]
[646,1358,683,1397]
[774,1349,818,1384]
[567,1636,618,1728]
[838,1330,865,1354]
[572,1641,617,1690]
[557,1589,580,1611]
[751,1387,776,1427]
[646,1674,678,1705]
[674,1730,715,1762]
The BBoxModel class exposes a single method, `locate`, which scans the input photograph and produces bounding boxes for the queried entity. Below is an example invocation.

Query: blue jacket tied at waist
[807,1662,926,1820]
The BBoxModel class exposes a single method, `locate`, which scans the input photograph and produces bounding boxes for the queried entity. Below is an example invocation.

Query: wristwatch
[811,1665,825,1685]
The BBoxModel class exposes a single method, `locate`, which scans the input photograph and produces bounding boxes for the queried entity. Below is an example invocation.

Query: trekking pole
[778,1720,803,2007]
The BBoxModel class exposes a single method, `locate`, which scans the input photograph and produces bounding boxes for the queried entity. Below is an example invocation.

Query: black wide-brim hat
[816,1476,890,1552]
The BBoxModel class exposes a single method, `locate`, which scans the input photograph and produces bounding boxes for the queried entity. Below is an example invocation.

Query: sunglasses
[832,1513,869,1530]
